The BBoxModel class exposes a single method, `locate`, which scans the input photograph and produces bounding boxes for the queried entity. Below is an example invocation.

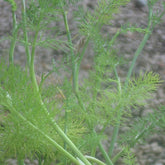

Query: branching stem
[62,11,78,93]
[109,4,154,159]
[5,103,80,164]
[125,5,153,88]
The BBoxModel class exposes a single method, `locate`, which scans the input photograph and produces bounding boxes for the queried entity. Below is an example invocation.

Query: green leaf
[4,0,17,12]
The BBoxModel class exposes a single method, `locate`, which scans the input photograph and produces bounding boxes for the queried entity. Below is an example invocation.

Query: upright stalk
[99,142,114,165]
[17,159,25,165]
[64,111,68,165]
[108,5,154,158]
[62,11,78,93]
[108,67,121,157]
[108,123,120,157]
[29,31,39,92]
[50,119,91,165]
[125,9,153,88]
[9,10,18,65]
[62,9,90,112]
[22,0,31,68]
[85,155,107,165]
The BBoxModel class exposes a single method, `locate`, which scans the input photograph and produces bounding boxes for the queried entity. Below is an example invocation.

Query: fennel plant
[0,0,165,165]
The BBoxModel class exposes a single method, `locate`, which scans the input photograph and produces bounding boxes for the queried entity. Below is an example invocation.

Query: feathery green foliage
[4,0,17,12]
[0,62,86,163]
[122,146,138,165]
[0,0,165,164]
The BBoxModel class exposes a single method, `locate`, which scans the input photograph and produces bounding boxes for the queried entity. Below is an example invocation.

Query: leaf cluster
[79,71,161,129]
[4,0,17,12]
[0,61,86,162]
[77,0,130,36]
[121,146,138,165]
[0,62,55,160]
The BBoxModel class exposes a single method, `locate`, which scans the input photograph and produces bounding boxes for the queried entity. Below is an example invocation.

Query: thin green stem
[64,110,68,165]
[124,31,151,87]
[38,157,43,165]
[124,6,153,88]
[108,4,154,160]
[62,11,88,99]
[90,147,97,158]
[22,0,39,93]
[73,62,79,93]
[77,37,90,67]
[9,11,18,65]
[49,9,91,159]
[133,121,156,146]
[17,159,25,165]
[62,9,90,113]
[75,37,90,109]
[112,148,124,164]
[22,0,31,68]
[62,11,74,59]
[39,71,54,91]
[108,67,121,157]
[29,71,91,164]
[62,13,91,128]
[51,120,91,165]
[114,66,121,95]
[109,30,120,47]
[99,142,114,165]
[75,92,86,111]
[19,10,91,163]
[85,155,106,165]
[30,31,39,92]
[62,11,78,92]
[29,90,91,165]
[112,120,160,163]
[4,99,80,165]
[108,123,120,157]
[63,9,112,164]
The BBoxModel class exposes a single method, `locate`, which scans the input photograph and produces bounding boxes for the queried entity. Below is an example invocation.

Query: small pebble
[155,163,163,165]
[151,142,163,154]
[134,0,147,8]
